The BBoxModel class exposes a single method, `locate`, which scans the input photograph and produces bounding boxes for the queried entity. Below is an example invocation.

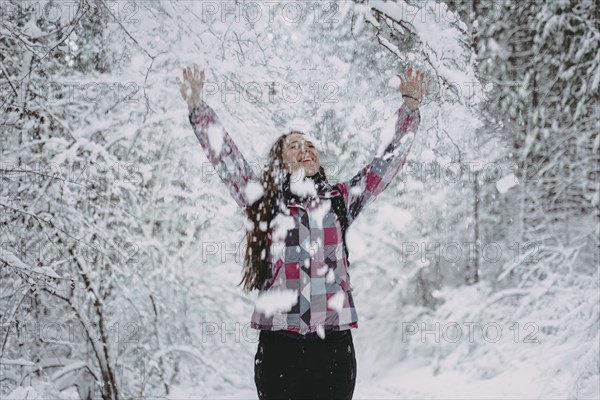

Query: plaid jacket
[189,102,420,335]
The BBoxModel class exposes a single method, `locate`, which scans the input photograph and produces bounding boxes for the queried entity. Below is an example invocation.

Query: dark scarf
[280,170,351,265]
[281,170,332,203]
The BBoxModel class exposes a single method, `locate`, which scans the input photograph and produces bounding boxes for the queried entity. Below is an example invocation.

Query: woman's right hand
[177,64,205,110]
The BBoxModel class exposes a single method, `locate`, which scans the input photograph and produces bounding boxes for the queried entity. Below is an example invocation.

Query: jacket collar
[282,171,340,206]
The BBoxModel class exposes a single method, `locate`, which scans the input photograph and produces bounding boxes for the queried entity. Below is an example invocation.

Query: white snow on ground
[165,353,597,399]
[359,360,544,399]
[164,305,600,400]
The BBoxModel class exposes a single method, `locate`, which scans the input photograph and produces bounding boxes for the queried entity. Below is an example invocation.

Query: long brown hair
[237,131,328,293]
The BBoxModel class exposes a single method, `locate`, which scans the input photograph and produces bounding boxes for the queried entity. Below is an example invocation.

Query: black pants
[254,329,357,400]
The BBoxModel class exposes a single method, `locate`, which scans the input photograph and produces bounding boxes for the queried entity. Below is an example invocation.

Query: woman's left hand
[397,66,430,111]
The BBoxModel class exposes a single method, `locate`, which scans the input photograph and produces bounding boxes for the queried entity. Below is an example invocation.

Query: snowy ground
[165,363,588,400]
[165,348,599,400]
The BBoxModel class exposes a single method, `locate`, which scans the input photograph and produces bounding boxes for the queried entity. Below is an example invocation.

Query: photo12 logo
[1,81,141,105]
[0,1,140,24]
[199,1,340,24]
[199,80,340,105]
[1,321,140,344]
[0,161,143,185]
[402,321,541,344]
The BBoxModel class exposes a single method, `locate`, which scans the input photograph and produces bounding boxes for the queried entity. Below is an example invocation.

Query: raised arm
[337,103,420,226]
[178,65,259,210]
[336,66,429,226]
[189,102,259,209]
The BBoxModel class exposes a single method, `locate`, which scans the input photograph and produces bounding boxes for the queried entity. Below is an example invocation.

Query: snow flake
[327,290,345,313]
[254,289,297,317]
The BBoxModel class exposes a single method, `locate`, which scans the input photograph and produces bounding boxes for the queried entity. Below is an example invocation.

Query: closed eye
[287,140,315,150]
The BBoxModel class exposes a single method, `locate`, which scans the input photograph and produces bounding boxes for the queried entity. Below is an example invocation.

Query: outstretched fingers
[178,63,206,108]
[397,73,403,88]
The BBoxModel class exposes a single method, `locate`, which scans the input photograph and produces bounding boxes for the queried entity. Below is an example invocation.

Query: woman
[177,64,428,400]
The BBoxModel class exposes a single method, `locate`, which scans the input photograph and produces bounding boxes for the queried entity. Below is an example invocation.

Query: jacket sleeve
[189,102,260,210]
[336,103,421,227]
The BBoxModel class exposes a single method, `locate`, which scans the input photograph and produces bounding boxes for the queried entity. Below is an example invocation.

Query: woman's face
[281,133,321,177]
